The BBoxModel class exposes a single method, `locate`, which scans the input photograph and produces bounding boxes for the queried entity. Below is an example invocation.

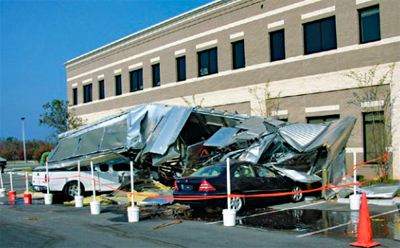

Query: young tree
[39,99,85,141]
[181,95,204,108]
[346,63,396,182]
[248,81,281,118]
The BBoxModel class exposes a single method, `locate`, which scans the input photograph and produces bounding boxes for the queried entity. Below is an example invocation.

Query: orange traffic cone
[350,192,380,247]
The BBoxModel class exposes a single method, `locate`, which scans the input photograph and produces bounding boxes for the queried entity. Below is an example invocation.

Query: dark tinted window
[83,84,92,103]
[198,48,218,77]
[115,75,122,95]
[99,164,109,172]
[270,29,285,61]
[363,112,384,161]
[232,40,245,69]
[113,163,130,171]
[98,80,105,100]
[130,69,143,92]
[304,17,337,55]
[307,114,340,124]
[152,64,160,87]
[72,88,78,105]
[359,5,380,43]
[176,56,186,82]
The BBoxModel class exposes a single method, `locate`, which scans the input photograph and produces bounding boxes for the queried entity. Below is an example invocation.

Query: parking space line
[206,201,325,225]
[297,209,399,238]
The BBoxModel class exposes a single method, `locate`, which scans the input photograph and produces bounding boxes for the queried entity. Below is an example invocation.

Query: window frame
[98,80,105,100]
[72,88,78,105]
[130,69,143,92]
[270,29,286,62]
[303,16,337,55]
[198,47,218,77]
[358,5,381,44]
[152,63,160,87]
[83,83,93,103]
[363,111,385,162]
[115,75,122,96]
[176,56,186,82]
[232,40,245,70]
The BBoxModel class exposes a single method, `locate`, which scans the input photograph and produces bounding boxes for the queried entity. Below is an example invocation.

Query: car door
[254,165,283,194]
[232,164,264,195]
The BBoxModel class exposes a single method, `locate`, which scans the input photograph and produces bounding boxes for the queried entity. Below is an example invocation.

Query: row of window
[72,5,380,105]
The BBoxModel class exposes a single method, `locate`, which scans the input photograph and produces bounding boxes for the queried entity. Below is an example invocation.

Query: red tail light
[45,174,48,182]
[198,180,216,191]
[174,181,179,190]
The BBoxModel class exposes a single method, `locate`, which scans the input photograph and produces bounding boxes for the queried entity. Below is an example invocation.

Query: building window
[270,29,285,62]
[83,84,92,103]
[98,80,105,100]
[198,47,218,77]
[176,56,186,82]
[72,88,78,105]
[232,40,245,69]
[307,114,339,124]
[359,5,380,44]
[115,75,122,96]
[304,16,337,55]
[152,64,160,87]
[363,112,385,162]
[130,69,143,92]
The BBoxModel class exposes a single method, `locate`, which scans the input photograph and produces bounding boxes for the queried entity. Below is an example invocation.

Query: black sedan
[173,161,303,212]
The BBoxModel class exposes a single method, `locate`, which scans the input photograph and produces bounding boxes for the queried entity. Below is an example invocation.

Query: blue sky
[0,0,212,141]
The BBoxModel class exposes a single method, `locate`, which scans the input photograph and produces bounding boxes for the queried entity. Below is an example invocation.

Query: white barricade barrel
[90,201,100,215]
[127,206,140,222]
[44,193,53,205]
[222,209,236,226]
[0,188,6,197]
[350,194,361,210]
[75,195,84,208]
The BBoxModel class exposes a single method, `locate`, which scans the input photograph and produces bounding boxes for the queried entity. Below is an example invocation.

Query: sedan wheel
[230,196,245,212]
[291,185,303,202]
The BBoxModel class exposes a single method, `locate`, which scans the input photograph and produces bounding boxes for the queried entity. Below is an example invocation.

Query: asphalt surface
[1,173,400,248]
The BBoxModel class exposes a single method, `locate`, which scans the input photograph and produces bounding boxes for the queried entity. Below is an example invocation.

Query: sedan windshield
[190,165,225,177]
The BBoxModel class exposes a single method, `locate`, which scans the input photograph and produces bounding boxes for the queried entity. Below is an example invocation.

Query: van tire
[64,181,84,200]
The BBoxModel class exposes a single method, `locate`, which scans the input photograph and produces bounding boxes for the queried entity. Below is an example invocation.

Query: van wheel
[64,181,84,200]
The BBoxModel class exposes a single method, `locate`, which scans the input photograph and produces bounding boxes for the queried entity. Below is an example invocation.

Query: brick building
[65,0,400,179]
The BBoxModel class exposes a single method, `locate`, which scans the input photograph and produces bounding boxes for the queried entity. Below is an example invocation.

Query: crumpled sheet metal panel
[126,104,149,150]
[273,166,322,183]
[305,116,357,165]
[142,106,192,155]
[238,134,276,163]
[236,117,267,135]
[279,123,327,151]
[49,136,80,162]
[74,128,104,156]
[203,127,240,148]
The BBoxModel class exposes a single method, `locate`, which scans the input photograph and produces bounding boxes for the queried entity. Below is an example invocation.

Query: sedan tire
[230,195,245,212]
[291,185,303,202]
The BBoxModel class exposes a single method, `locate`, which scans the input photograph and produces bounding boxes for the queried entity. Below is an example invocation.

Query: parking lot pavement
[1,174,400,247]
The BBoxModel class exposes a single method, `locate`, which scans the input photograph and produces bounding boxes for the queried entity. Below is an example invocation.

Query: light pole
[21,117,26,164]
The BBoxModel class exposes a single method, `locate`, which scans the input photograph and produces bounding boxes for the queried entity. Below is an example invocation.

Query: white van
[32,161,131,200]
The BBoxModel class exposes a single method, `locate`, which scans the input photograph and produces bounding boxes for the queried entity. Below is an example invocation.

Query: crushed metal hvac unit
[46,103,356,199]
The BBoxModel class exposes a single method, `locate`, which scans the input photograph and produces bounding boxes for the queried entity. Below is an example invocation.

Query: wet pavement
[1,173,400,246]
